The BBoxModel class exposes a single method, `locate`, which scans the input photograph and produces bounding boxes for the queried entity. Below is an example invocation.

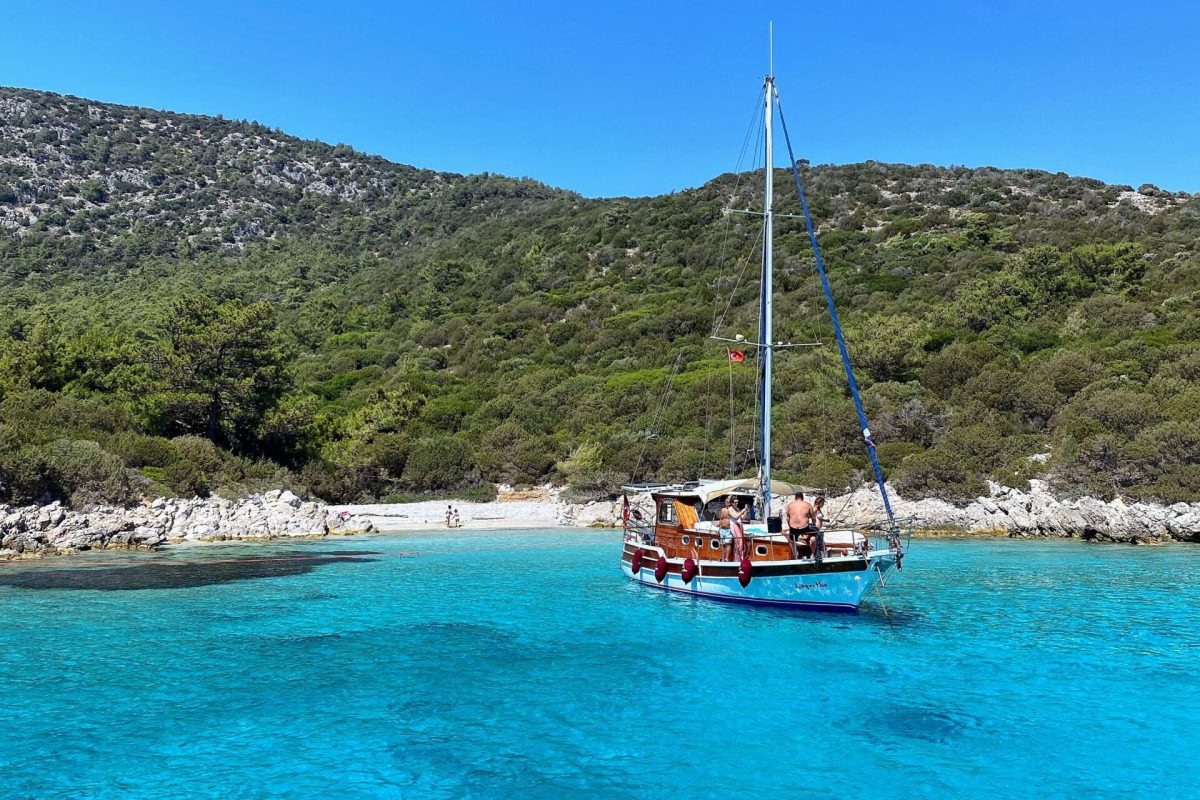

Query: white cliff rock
[0,493,376,560]
[550,482,1200,544]
[6,478,1197,562]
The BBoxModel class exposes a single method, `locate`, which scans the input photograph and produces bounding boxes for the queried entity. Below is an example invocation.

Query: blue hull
[632,581,861,612]
[620,549,898,612]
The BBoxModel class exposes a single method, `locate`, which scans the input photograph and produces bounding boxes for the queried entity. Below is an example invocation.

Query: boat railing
[854,517,914,557]
[623,523,656,546]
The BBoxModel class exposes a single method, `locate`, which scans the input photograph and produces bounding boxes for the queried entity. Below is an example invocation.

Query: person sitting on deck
[718,495,748,561]
[786,491,817,560]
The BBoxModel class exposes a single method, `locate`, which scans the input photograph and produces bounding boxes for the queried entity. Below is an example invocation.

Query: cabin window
[657,501,675,523]
[681,535,690,546]
[710,539,719,550]
[755,545,768,556]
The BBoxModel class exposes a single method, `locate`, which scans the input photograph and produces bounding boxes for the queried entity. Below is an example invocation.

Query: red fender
[738,558,752,588]
[631,549,644,574]
[654,556,668,582]
[681,557,697,585]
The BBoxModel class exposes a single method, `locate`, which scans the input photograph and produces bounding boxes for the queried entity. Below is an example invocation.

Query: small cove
[1,531,1196,799]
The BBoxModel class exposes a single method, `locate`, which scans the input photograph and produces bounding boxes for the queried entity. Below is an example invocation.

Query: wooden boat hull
[620,542,898,612]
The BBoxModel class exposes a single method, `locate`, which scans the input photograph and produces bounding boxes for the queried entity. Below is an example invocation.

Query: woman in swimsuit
[719,495,748,561]
[812,495,826,562]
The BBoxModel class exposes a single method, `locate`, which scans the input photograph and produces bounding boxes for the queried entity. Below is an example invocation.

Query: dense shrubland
[2,87,1199,508]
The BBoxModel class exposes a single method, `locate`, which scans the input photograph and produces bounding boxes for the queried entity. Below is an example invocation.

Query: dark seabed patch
[861,703,983,746]
[0,550,379,591]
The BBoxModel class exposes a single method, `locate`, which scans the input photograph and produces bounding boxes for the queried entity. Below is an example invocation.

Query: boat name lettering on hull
[794,582,828,590]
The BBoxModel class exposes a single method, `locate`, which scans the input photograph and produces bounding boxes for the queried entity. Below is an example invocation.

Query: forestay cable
[772,88,897,533]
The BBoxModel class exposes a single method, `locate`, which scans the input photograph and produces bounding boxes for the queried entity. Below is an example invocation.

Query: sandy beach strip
[329,499,568,532]
[328,485,627,532]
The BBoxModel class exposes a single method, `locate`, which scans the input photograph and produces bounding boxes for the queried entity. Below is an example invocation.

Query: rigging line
[710,98,767,339]
[702,387,713,477]
[741,204,767,476]
[825,491,857,531]
[712,251,764,474]
[705,92,767,474]
[872,568,897,633]
[628,90,765,320]
[632,352,685,480]
[728,353,736,474]
[746,113,768,475]
[773,87,898,532]
[710,222,765,352]
[709,87,766,338]
[703,90,765,477]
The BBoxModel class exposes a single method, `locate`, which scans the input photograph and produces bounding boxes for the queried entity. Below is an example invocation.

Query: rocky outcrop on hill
[0,490,375,560]
[0,86,564,256]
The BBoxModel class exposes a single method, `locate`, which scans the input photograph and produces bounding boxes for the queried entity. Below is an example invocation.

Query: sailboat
[619,55,908,612]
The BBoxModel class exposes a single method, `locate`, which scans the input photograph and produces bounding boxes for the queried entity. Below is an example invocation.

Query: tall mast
[758,66,774,520]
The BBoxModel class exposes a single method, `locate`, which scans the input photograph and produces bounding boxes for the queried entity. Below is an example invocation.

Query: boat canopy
[650,477,810,505]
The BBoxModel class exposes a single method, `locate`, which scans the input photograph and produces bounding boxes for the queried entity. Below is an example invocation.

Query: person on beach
[453,508,461,528]
[718,495,748,561]
[786,491,817,560]
[445,504,453,528]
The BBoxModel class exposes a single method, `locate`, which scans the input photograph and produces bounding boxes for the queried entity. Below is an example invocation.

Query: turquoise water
[2,531,1197,799]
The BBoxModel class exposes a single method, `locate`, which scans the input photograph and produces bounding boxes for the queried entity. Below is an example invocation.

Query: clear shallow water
[2,532,1197,799]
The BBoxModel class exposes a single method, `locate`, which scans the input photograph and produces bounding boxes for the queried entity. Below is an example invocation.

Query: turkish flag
[728,349,746,363]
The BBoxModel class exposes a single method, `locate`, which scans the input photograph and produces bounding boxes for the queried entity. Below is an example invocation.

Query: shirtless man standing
[786,491,817,560]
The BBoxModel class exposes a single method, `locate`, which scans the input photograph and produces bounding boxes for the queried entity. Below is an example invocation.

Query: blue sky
[2,1,1198,198]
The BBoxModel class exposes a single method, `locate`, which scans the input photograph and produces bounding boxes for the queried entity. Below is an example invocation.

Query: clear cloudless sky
[2,0,1198,198]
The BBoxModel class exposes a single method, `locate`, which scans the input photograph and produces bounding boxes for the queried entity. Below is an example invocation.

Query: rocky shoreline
[600,479,1200,545]
[0,490,375,560]
[825,479,1200,544]
[4,480,1199,561]
[568,479,1200,544]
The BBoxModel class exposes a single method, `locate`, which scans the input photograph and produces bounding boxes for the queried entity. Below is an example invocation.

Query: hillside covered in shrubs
[2,86,1198,508]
